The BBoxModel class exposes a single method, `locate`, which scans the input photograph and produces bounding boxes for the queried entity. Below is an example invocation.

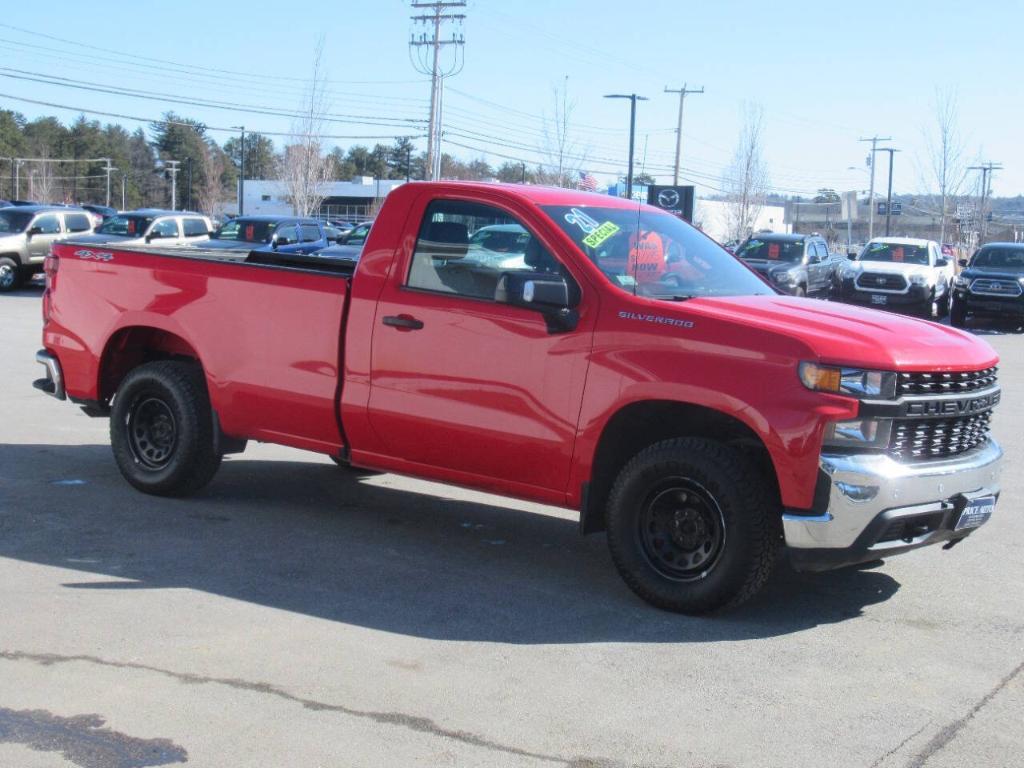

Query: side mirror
[495,271,578,333]
[145,231,160,243]
[958,258,968,268]
[27,226,42,237]
[936,257,949,268]
[847,252,857,261]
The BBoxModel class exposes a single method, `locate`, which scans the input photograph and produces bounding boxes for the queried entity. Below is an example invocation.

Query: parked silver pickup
[0,205,95,291]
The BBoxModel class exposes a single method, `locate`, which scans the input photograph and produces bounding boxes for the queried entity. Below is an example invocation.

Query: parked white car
[834,237,953,318]
[69,209,213,248]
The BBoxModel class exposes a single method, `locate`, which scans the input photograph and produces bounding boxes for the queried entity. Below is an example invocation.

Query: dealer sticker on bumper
[955,495,996,531]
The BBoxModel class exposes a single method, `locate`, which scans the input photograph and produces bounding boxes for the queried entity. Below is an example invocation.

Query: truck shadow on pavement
[0,443,900,643]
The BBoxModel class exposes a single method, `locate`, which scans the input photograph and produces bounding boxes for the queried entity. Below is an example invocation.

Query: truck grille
[896,367,997,396]
[889,411,992,460]
[970,278,1023,297]
[856,272,907,291]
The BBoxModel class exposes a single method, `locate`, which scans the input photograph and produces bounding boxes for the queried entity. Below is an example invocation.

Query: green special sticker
[582,221,620,249]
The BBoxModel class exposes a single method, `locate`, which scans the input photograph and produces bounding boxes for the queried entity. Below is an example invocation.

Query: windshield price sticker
[582,221,621,249]
[768,243,780,259]
[893,247,904,262]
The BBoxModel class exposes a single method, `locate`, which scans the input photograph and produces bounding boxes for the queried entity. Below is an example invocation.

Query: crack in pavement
[906,659,1024,768]
[0,649,656,768]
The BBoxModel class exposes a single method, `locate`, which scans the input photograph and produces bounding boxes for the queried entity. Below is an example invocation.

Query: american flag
[578,171,598,192]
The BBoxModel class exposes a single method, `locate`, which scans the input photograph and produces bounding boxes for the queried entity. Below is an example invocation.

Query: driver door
[366,197,595,492]
[27,213,63,264]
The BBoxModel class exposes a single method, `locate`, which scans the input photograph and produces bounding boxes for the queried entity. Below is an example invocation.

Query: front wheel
[0,257,23,292]
[111,361,222,496]
[605,438,779,614]
[950,300,968,328]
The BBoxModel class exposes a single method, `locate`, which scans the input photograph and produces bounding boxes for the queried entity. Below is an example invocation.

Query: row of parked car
[0,202,373,291]
[733,231,1024,327]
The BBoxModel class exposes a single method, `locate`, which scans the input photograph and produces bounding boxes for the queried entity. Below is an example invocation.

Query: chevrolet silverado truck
[34,183,1004,613]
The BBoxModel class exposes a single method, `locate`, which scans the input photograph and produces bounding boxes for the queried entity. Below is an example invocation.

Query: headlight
[773,271,794,283]
[909,274,929,286]
[823,418,892,448]
[799,362,897,399]
[954,275,970,287]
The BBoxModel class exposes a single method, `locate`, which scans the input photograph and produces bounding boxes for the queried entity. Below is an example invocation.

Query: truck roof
[402,181,644,210]
[2,204,89,214]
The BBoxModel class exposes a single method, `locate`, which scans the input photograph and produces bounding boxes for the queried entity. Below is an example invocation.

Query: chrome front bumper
[784,439,1003,571]
[33,349,65,400]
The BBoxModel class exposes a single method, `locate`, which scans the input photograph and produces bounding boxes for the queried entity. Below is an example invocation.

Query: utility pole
[104,158,113,207]
[409,1,466,181]
[874,147,900,236]
[605,94,648,199]
[165,160,180,211]
[968,162,1002,243]
[858,136,891,240]
[186,157,193,211]
[120,171,126,210]
[233,126,245,215]
[663,84,703,185]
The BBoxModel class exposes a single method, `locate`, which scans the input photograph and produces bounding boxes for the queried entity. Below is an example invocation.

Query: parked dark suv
[734,233,836,297]
[950,242,1024,327]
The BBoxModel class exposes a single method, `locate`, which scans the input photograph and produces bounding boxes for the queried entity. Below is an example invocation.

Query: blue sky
[0,0,1019,197]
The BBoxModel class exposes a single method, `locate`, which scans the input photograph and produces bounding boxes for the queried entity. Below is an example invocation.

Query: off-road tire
[605,438,779,614]
[0,256,23,292]
[110,361,222,496]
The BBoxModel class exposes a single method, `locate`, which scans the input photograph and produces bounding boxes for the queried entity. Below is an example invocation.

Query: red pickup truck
[35,182,1004,613]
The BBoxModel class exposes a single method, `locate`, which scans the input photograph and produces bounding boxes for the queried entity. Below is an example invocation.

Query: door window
[32,214,61,234]
[273,223,299,245]
[64,213,92,232]
[407,199,562,301]
[182,218,209,237]
[151,219,180,238]
[298,224,322,242]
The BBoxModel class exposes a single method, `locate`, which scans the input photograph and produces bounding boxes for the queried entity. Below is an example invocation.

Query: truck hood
[690,295,997,371]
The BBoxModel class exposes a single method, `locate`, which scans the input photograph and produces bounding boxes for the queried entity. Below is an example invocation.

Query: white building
[693,200,788,243]
[237,177,406,220]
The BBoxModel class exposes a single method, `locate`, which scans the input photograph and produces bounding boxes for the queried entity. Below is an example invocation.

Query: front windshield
[971,248,1024,271]
[0,209,32,234]
[214,219,278,243]
[736,238,804,263]
[98,215,155,236]
[859,241,929,265]
[542,205,771,300]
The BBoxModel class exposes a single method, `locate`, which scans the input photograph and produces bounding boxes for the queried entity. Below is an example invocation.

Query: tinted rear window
[65,213,92,232]
[182,218,209,237]
[99,215,155,236]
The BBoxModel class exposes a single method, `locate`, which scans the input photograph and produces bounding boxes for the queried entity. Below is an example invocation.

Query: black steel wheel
[636,479,726,581]
[111,361,222,496]
[127,396,178,469]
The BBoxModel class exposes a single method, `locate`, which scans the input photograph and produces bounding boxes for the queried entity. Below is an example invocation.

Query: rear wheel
[0,257,23,292]
[605,438,779,614]
[111,361,222,496]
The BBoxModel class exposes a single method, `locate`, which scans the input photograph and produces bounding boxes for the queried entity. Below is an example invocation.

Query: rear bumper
[783,439,1002,571]
[33,349,65,400]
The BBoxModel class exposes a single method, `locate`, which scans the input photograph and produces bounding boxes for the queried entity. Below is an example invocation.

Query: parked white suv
[834,237,953,318]
[70,209,213,248]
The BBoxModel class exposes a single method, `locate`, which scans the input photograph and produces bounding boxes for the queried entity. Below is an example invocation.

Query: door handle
[382,314,424,330]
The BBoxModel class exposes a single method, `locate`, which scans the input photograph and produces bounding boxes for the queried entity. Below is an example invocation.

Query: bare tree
[28,158,56,203]
[279,39,331,216]
[539,77,586,188]
[723,104,769,241]
[922,88,968,245]
[197,140,225,216]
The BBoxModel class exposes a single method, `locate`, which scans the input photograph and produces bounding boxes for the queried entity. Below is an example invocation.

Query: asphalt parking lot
[1,278,1022,768]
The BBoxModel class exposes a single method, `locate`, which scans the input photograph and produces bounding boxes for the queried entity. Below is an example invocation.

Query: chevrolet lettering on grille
[905,390,1001,417]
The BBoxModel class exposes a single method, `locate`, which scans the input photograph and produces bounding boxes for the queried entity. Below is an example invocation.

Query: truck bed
[49,241,352,454]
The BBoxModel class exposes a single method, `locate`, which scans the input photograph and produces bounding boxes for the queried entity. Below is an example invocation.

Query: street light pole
[604,93,648,200]
[859,136,891,240]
